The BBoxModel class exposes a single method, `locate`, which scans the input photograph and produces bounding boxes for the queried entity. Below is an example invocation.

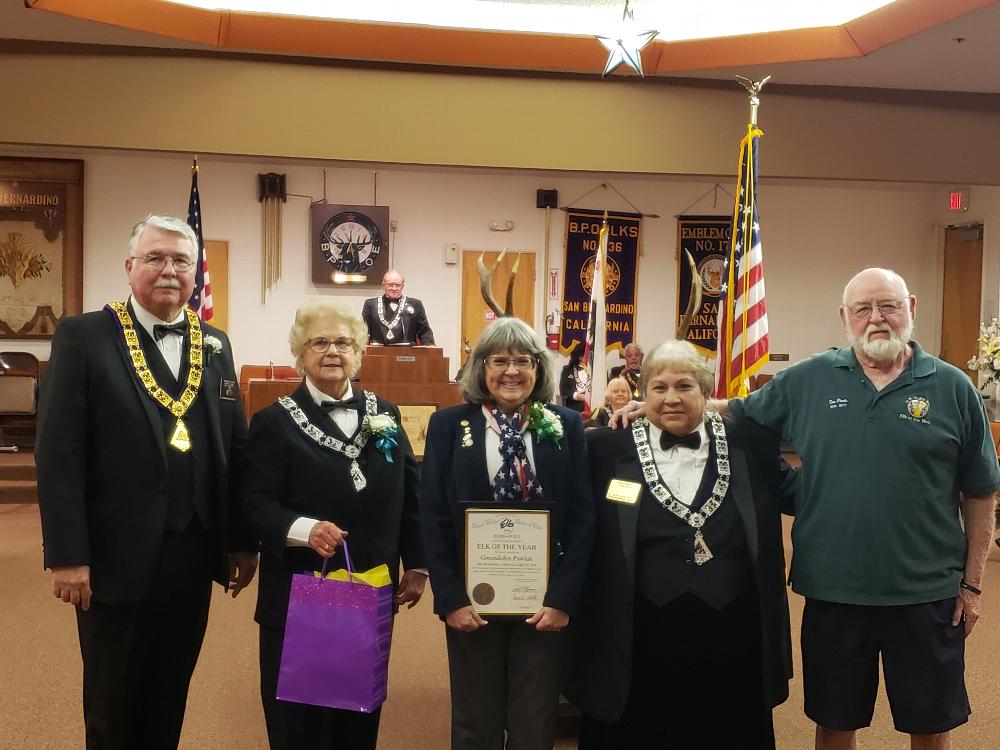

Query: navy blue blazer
[418,402,595,618]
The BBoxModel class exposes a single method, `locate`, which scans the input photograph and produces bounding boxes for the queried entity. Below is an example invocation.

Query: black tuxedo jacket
[36,305,249,605]
[418,402,595,618]
[361,295,435,345]
[241,384,425,628]
[563,416,792,722]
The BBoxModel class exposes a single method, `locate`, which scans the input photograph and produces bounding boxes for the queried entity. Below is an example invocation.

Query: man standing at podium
[362,269,436,345]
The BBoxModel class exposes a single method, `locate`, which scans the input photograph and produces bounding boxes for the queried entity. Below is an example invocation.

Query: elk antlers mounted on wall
[676,250,702,340]
[477,248,521,318]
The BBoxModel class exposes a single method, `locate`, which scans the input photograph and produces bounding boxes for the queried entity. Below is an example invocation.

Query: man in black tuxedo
[361,269,435,345]
[36,214,258,750]
[609,342,643,398]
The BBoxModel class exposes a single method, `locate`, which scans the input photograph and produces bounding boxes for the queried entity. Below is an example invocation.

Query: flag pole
[734,76,769,396]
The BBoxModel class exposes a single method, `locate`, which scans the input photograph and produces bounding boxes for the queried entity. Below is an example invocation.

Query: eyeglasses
[307,336,357,354]
[132,254,196,273]
[844,298,910,319]
[485,355,537,372]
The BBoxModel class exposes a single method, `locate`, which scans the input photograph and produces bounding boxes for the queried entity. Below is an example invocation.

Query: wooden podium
[245,346,462,418]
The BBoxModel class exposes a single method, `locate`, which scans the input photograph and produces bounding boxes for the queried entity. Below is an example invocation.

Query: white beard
[849,321,913,363]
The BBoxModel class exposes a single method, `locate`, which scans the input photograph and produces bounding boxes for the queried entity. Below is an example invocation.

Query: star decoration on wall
[596,0,659,77]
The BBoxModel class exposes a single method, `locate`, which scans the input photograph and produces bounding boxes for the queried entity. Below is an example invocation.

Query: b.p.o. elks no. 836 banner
[676,215,731,356]
[559,208,640,355]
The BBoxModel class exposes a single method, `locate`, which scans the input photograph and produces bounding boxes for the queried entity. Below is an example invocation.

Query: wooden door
[205,239,229,333]
[461,250,536,360]
[940,225,983,380]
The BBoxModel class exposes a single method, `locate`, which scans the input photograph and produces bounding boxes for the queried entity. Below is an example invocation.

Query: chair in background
[0,352,40,451]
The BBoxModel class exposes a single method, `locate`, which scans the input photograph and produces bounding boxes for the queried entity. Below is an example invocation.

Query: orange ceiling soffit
[23,0,1000,76]
[26,0,224,47]
[845,0,999,53]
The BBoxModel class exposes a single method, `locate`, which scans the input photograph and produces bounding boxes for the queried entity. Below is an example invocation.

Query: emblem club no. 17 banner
[676,215,731,356]
[559,208,640,355]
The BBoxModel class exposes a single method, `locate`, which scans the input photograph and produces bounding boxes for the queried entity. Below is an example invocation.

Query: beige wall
[2,50,999,375]
[1,52,1000,183]
[4,147,996,376]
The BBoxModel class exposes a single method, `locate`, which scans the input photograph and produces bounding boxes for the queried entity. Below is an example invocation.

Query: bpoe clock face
[319,212,383,273]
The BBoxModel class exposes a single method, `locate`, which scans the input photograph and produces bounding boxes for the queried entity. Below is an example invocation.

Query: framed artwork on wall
[310,203,390,287]
[0,157,83,338]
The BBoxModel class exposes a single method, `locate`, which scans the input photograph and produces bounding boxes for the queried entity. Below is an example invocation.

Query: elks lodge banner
[676,215,731,357]
[559,208,640,356]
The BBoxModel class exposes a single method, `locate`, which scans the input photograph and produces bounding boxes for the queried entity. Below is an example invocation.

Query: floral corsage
[364,413,400,462]
[527,402,564,448]
[203,335,223,363]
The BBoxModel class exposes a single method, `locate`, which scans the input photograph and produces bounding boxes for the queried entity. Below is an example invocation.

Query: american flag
[186,158,214,322]
[581,214,608,413]
[713,125,769,398]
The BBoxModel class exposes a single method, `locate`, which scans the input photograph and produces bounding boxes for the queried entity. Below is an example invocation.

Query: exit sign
[948,190,968,212]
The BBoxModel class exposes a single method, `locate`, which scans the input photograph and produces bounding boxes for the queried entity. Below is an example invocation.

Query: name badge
[605,479,642,505]
[219,379,238,401]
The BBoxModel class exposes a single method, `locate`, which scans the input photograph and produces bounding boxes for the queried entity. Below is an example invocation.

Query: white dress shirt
[130,296,186,380]
[646,421,710,507]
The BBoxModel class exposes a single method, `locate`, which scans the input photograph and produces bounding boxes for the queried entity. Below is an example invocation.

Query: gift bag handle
[319,539,356,579]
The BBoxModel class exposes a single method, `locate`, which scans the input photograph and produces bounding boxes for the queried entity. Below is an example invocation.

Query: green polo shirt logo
[904,396,930,420]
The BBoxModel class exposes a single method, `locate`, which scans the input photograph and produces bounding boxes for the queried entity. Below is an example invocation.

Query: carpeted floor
[3,502,1000,749]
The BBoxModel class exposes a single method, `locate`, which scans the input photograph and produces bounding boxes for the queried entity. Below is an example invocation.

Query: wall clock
[310,204,390,286]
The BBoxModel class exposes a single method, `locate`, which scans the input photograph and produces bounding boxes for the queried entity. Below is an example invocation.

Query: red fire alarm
[948,190,968,212]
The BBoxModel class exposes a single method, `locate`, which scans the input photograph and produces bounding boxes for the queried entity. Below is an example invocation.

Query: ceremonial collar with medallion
[106,300,203,452]
[376,294,407,339]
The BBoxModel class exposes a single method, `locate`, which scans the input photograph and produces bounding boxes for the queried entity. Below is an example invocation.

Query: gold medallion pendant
[169,418,192,452]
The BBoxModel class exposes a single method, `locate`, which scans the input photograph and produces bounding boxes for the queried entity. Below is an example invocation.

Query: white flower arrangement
[968,318,1000,388]
[203,335,223,363]
[363,413,401,462]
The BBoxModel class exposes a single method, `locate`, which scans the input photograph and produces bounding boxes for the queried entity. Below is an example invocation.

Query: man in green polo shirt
[731,267,999,750]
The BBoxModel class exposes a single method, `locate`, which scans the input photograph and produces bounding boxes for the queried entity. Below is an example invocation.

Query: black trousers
[579,590,774,750]
[259,624,382,750]
[445,620,564,750]
[74,528,216,750]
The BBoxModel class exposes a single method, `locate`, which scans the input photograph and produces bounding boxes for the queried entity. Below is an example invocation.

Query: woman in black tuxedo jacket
[241,299,427,750]
[420,317,595,750]
[564,340,792,749]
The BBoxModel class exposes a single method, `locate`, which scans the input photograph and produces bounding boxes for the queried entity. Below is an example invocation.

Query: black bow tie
[320,397,357,410]
[660,430,701,451]
[152,321,187,340]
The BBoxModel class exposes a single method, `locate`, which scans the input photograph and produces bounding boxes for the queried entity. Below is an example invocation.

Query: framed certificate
[398,403,436,460]
[464,509,550,616]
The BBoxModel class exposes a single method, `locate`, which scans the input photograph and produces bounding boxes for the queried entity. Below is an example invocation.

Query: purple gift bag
[276,541,394,712]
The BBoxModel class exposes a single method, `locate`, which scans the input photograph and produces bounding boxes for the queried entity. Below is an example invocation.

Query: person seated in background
[609,342,643,399]
[362,269,435,345]
[559,347,589,413]
[586,377,632,428]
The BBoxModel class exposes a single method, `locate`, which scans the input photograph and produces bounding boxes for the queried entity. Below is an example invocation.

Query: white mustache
[863,323,891,341]
[154,279,181,289]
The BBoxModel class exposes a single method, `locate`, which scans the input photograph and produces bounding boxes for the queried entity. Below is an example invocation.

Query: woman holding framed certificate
[564,339,792,749]
[419,317,595,750]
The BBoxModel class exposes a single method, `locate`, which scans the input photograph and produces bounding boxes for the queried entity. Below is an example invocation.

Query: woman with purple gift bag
[242,299,427,750]
[419,317,595,750]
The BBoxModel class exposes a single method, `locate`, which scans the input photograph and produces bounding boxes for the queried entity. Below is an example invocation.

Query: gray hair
[639,339,714,397]
[623,342,644,355]
[461,317,555,405]
[288,298,368,374]
[128,214,198,258]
